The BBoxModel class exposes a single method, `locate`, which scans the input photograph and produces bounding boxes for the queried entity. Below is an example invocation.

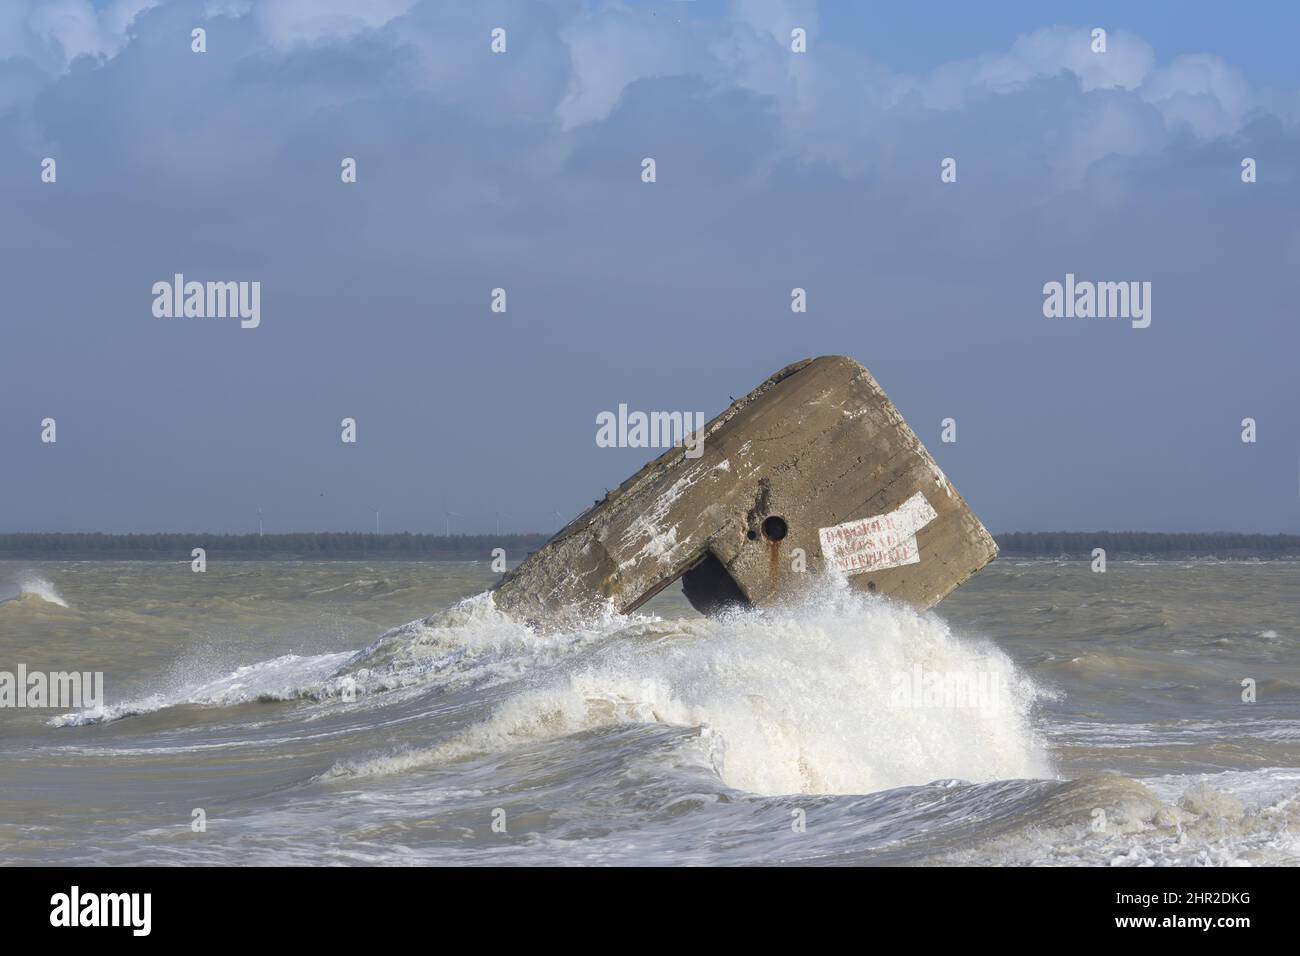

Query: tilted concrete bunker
[493,356,997,623]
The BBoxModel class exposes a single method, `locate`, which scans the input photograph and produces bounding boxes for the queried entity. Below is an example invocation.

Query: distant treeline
[0,532,550,561]
[2,531,1298,561]
[995,531,1300,558]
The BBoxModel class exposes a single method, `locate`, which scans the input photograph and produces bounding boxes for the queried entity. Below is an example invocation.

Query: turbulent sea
[0,559,1297,866]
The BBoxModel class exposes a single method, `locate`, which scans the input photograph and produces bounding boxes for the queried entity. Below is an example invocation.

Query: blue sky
[3,1,1298,535]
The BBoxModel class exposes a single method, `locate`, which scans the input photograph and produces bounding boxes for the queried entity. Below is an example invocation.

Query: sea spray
[2,572,71,607]
[330,582,1056,795]
[19,561,1300,865]
[49,651,356,726]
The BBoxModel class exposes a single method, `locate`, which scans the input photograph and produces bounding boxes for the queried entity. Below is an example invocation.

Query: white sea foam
[46,592,621,727]
[331,581,1056,796]
[20,561,1300,867]
[49,651,356,726]
[946,768,1300,866]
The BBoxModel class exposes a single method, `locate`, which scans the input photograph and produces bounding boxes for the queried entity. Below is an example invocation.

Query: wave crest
[1,572,71,608]
[332,583,1056,796]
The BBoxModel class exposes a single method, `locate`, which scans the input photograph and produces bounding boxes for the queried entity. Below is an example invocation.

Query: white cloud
[2,2,1296,185]
[253,0,416,49]
[1139,54,1255,139]
[549,14,1287,184]
[0,0,419,69]
[557,4,709,129]
[0,0,159,69]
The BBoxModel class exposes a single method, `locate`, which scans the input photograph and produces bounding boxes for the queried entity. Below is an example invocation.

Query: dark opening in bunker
[681,552,753,616]
[762,515,788,541]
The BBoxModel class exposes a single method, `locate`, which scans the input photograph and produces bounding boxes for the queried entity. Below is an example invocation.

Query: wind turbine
[495,508,510,536]
[257,506,263,537]
[444,509,460,536]
[372,508,381,535]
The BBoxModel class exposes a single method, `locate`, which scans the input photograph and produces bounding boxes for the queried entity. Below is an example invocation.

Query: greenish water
[0,558,1296,865]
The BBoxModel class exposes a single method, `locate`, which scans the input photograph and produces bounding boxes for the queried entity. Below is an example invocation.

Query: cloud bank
[1,1,1297,535]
